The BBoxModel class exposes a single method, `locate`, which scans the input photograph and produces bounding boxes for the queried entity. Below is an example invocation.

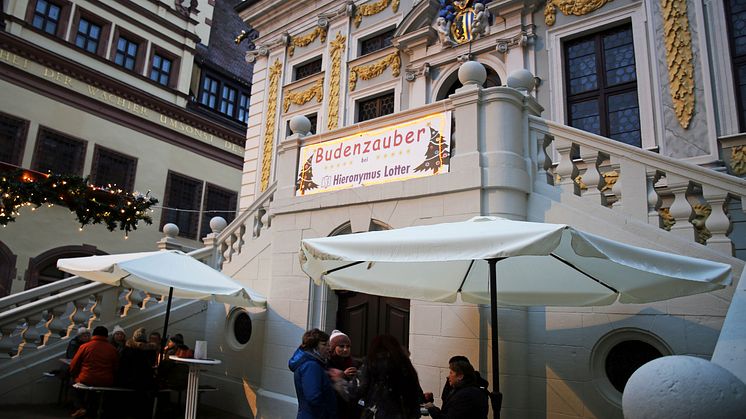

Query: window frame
[563,24,642,147]
[26,0,71,39]
[0,111,30,166]
[726,0,746,131]
[356,91,395,123]
[546,5,657,150]
[197,71,251,124]
[293,56,323,81]
[148,46,179,88]
[110,27,147,74]
[160,171,204,240]
[359,28,395,57]
[199,183,238,239]
[30,127,87,176]
[69,8,110,56]
[89,145,138,192]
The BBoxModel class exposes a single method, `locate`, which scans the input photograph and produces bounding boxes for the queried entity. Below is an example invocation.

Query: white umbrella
[57,250,266,347]
[299,216,732,417]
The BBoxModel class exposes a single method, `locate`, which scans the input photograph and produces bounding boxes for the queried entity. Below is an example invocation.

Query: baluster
[234,224,246,253]
[68,298,90,335]
[578,146,602,202]
[602,155,621,210]
[0,321,23,358]
[554,138,575,195]
[18,311,47,355]
[536,133,550,183]
[223,234,235,263]
[142,291,158,309]
[46,303,73,345]
[701,185,733,255]
[647,170,662,227]
[86,294,102,329]
[666,174,696,241]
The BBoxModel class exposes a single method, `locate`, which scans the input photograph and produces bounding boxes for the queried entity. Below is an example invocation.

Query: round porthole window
[226,308,252,350]
[591,329,671,406]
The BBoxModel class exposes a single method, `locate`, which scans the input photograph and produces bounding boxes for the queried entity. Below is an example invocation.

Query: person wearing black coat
[424,358,489,419]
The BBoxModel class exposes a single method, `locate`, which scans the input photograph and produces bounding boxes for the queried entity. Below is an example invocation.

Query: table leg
[184,365,200,419]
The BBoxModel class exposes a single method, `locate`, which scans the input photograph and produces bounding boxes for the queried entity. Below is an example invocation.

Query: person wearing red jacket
[68,326,119,417]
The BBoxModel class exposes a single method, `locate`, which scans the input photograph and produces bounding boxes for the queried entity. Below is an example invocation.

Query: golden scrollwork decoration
[730,145,746,176]
[261,59,283,192]
[573,170,618,191]
[327,32,346,131]
[691,203,712,244]
[349,52,401,91]
[661,0,695,129]
[354,0,399,28]
[283,78,324,113]
[288,26,328,57]
[545,0,613,26]
[658,207,675,230]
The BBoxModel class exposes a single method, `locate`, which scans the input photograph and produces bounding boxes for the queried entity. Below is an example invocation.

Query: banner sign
[295,112,452,196]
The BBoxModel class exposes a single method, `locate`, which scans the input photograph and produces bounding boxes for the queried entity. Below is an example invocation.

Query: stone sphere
[163,223,179,238]
[289,115,312,135]
[458,61,486,86]
[209,216,227,233]
[506,69,535,92]
[622,355,746,419]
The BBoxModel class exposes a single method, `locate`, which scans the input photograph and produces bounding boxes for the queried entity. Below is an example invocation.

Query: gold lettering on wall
[327,32,346,131]
[261,59,283,192]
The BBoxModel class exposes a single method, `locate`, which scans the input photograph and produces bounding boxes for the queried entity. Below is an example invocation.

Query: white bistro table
[169,356,221,419]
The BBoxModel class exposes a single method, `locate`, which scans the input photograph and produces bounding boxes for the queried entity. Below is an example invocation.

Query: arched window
[25,244,106,290]
[436,65,502,101]
[0,241,17,297]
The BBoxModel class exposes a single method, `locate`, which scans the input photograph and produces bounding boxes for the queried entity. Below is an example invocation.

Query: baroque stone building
[0,0,252,297]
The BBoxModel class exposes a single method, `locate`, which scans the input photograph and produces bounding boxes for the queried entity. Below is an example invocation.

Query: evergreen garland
[0,168,158,234]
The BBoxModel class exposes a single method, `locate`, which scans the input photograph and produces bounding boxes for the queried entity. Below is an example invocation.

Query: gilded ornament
[730,145,746,176]
[544,0,613,26]
[354,0,398,28]
[658,207,675,230]
[574,170,617,191]
[283,78,324,113]
[261,60,283,192]
[661,0,695,129]
[288,26,328,57]
[349,52,401,91]
[691,203,712,244]
[327,32,346,131]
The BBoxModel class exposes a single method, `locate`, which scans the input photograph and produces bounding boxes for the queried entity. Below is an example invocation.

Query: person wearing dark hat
[68,326,118,418]
[327,330,361,419]
[65,327,91,359]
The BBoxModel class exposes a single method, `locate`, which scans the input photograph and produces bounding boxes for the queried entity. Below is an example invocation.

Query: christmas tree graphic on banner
[414,125,450,174]
[296,155,319,195]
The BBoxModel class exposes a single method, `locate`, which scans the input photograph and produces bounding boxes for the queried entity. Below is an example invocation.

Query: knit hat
[133,327,147,342]
[329,329,350,350]
[77,327,90,335]
[112,325,125,335]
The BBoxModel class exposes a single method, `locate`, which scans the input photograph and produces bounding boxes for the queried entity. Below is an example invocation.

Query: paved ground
[1,403,247,419]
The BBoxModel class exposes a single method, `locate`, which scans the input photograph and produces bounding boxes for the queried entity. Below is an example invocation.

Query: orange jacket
[69,335,119,386]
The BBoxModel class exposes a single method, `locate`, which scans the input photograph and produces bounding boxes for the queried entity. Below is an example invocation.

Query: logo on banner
[295,112,452,196]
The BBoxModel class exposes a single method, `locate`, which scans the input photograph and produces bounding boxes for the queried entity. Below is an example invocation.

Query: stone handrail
[0,276,89,311]
[529,116,746,256]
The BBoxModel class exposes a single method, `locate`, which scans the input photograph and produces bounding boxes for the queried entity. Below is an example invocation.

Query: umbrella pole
[488,258,502,419]
[160,286,174,360]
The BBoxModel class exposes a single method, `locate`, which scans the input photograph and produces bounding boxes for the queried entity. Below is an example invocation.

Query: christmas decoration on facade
[413,126,450,173]
[296,156,319,195]
[435,0,492,46]
[0,166,157,234]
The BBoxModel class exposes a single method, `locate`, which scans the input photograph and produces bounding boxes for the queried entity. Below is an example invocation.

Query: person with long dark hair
[333,335,422,419]
[288,328,337,419]
[423,357,488,419]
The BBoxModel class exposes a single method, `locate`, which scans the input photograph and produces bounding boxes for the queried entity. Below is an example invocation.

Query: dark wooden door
[336,291,410,358]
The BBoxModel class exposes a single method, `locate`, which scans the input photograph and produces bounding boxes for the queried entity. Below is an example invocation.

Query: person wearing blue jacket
[288,328,337,419]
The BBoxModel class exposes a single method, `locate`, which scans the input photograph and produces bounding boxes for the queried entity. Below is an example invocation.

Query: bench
[72,383,135,419]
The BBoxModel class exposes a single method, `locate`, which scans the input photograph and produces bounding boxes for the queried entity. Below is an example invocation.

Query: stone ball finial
[507,69,535,92]
[458,61,487,86]
[209,216,227,234]
[622,355,746,419]
[289,115,312,135]
[163,223,179,238]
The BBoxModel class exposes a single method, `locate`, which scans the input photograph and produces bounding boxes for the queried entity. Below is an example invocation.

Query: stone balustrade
[530,116,746,257]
